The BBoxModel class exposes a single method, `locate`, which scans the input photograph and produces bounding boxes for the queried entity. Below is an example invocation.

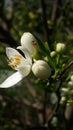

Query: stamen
[7,54,21,69]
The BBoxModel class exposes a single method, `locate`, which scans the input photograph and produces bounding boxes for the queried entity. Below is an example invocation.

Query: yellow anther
[7,54,21,69]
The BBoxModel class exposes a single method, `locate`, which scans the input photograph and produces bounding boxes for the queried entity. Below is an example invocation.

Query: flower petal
[17,46,32,65]
[20,32,38,55]
[0,71,24,88]
[19,65,31,76]
[6,47,31,70]
[6,47,21,59]
[0,64,31,88]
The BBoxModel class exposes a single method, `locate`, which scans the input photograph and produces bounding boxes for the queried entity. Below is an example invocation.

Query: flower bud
[32,60,51,79]
[56,43,66,53]
[51,116,58,126]
[50,51,56,58]
[65,105,73,120]
[68,81,73,87]
[20,32,38,56]
[60,96,66,104]
[50,93,58,104]
[71,75,73,81]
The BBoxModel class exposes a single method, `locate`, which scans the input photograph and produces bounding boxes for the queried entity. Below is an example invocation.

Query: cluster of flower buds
[60,75,73,105]
[50,42,66,58]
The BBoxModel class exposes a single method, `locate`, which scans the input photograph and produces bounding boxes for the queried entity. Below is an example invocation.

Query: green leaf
[34,34,56,69]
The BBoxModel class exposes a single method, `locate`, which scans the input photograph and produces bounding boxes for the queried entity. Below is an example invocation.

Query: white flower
[32,60,51,79]
[56,43,66,53]
[20,32,38,56]
[0,47,32,88]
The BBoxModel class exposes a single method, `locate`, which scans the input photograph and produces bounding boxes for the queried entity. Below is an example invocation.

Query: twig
[41,0,49,43]
[48,61,73,129]
[51,0,58,24]
[56,61,73,80]
[43,87,48,125]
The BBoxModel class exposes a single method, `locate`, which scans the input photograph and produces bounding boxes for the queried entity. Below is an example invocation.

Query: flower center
[8,54,21,69]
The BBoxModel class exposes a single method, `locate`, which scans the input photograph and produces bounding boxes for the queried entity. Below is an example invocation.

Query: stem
[51,0,58,24]
[43,87,48,125]
[41,0,49,42]
[57,61,73,80]
[48,61,73,129]
[41,0,53,50]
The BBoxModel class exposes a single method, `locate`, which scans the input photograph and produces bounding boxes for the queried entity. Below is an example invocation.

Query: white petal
[6,47,21,59]
[24,50,32,65]
[21,32,37,55]
[17,46,32,65]
[0,71,24,88]
[0,64,31,88]
[6,47,31,70]
[19,65,31,76]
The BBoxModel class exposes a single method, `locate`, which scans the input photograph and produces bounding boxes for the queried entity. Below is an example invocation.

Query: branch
[41,0,49,43]
[51,0,58,24]
[51,0,62,24]
[57,61,73,80]
[48,61,73,129]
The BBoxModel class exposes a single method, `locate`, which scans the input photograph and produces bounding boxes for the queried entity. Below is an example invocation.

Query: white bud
[50,51,56,57]
[60,96,66,104]
[68,81,73,87]
[21,32,38,55]
[65,105,73,120]
[56,43,66,53]
[61,88,69,93]
[71,75,73,81]
[51,116,58,126]
[32,60,51,79]
[50,93,58,104]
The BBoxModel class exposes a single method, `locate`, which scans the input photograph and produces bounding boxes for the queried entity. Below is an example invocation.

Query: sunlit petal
[0,71,24,88]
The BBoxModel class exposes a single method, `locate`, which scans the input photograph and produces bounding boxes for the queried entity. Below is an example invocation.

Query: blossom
[0,32,51,88]
[0,47,32,88]
[32,60,51,79]
[20,32,38,56]
[0,47,51,88]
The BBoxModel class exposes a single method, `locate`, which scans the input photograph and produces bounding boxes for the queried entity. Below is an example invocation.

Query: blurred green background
[0,0,73,129]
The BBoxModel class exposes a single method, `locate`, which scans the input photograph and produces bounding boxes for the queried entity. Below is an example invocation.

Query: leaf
[34,34,56,69]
